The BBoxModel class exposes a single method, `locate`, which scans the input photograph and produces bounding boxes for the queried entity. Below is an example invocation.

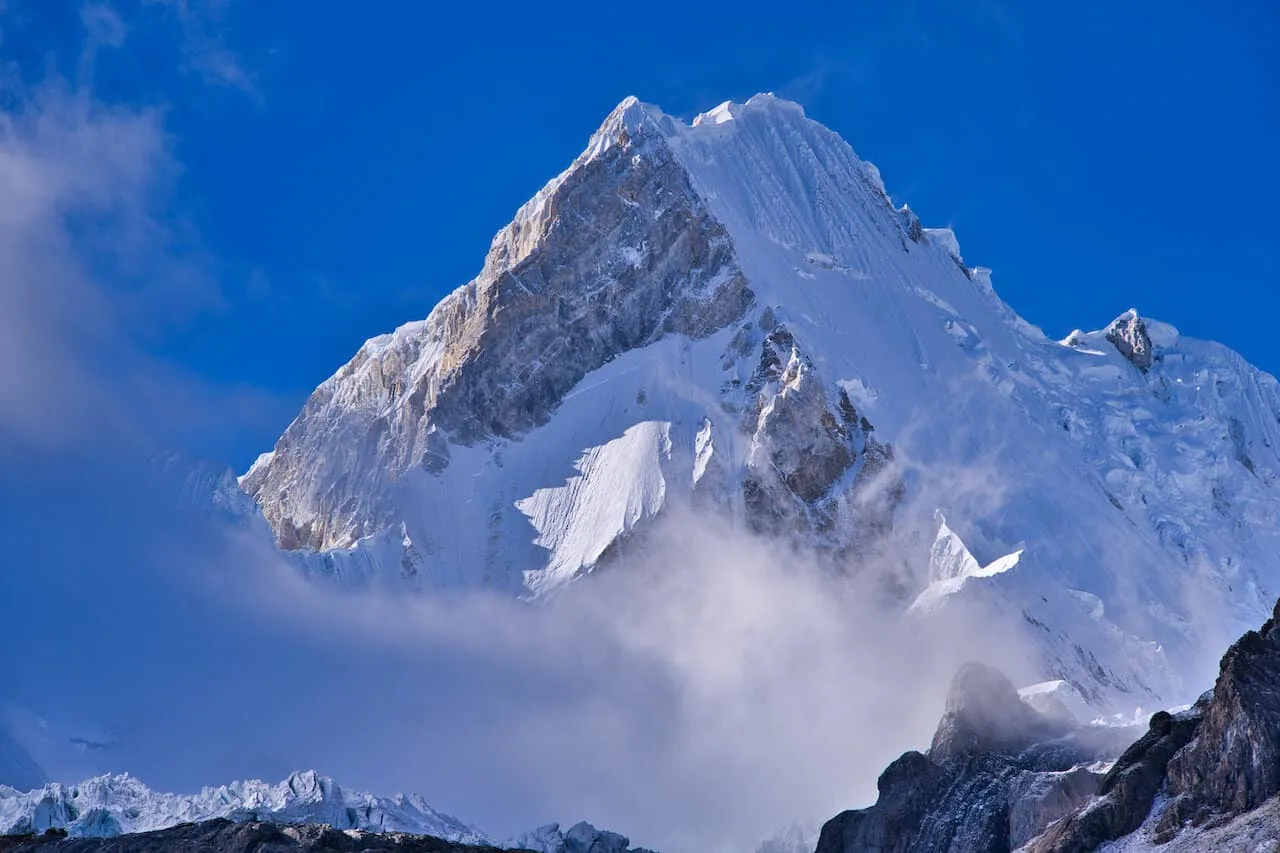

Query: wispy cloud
[0,81,164,445]
[1,479,1034,853]
[0,2,278,454]
[147,0,255,93]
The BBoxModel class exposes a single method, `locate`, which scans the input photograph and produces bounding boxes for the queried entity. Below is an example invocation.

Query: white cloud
[0,79,167,445]
[0,491,1034,853]
[0,2,285,455]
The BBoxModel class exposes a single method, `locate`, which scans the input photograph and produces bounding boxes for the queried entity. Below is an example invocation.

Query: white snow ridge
[0,771,486,841]
[232,92,1280,725]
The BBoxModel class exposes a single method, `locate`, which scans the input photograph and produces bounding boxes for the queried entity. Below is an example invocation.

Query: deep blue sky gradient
[11,1,1280,469]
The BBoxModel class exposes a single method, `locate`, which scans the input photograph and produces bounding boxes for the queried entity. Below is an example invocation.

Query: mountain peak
[691,93,806,127]
[239,93,1280,717]
[583,96,667,162]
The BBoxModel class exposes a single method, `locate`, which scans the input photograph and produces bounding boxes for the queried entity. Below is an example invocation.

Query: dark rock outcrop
[929,663,1067,764]
[0,820,524,853]
[815,664,1131,853]
[732,318,903,564]
[1024,706,1201,852]
[819,599,1280,852]
[1155,599,1280,838]
[1036,597,1280,850]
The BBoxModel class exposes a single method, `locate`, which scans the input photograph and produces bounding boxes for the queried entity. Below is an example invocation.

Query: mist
[1,444,1041,853]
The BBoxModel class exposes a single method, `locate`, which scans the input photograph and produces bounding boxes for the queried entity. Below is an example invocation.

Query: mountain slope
[240,93,1280,713]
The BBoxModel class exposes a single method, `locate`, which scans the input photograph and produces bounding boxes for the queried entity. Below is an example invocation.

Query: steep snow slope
[0,770,486,841]
[241,94,1280,712]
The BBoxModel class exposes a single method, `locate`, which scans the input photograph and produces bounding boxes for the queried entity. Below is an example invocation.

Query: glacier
[235,92,1280,718]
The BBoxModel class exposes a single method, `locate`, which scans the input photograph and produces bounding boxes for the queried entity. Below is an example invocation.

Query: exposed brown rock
[1104,310,1154,373]
[244,107,752,551]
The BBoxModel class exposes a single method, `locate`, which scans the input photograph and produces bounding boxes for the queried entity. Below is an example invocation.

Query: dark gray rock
[1155,599,1280,839]
[817,603,1280,852]
[1005,765,1106,850]
[815,664,1128,853]
[1026,598,1280,850]
[1024,707,1200,853]
[929,663,1068,764]
[734,321,902,565]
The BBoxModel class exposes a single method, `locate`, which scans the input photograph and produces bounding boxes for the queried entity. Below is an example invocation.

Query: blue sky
[1,0,1277,468]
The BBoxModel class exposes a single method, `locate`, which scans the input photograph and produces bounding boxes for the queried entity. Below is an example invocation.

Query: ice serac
[242,93,1280,712]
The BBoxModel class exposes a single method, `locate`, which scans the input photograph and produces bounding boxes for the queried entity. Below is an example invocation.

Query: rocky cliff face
[818,599,1280,853]
[815,664,1134,853]
[241,99,751,552]
[1152,598,1280,840]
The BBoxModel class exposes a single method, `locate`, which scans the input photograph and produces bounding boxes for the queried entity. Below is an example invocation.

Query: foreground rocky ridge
[0,820,518,853]
[818,598,1280,852]
[0,820,655,853]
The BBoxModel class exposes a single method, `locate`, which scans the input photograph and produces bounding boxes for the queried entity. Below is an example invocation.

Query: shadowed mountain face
[819,598,1280,853]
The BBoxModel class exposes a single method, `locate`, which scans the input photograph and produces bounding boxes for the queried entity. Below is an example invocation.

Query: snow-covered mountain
[0,771,655,853]
[239,93,1280,714]
[0,770,485,841]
